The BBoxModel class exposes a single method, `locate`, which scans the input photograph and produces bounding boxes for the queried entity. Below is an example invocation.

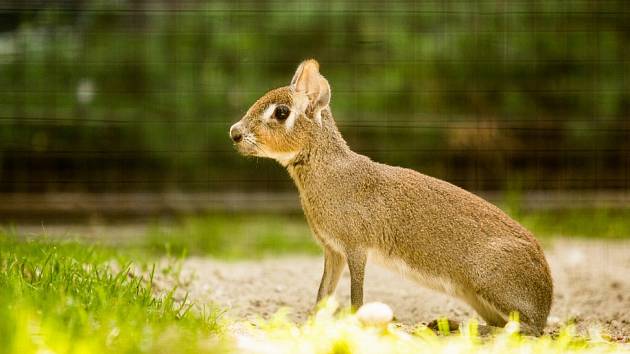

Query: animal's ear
[290,59,331,110]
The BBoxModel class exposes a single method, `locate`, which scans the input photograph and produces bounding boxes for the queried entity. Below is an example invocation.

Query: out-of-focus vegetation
[0,232,226,354]
[518,209,630,239]
[1,0,628,193]
[235,299,627,354]
[142,207,630,259]
[146,213,320,258]
[5,206,627,262]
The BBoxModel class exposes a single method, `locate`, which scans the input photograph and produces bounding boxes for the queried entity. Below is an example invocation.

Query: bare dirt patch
[174,238,630,341]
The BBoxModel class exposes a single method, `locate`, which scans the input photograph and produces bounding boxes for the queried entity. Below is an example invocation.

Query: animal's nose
[230,124,243,143]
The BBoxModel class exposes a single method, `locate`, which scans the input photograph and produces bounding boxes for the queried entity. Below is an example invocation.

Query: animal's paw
[426,318,460,334]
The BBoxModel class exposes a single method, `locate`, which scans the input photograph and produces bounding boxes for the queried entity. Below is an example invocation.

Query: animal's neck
[286,109,351,190]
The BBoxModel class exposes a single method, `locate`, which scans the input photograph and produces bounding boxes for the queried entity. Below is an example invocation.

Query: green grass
[517,209,630,239]
[142,208,630,259]
[0,231,228,354]
[145,213,320,259]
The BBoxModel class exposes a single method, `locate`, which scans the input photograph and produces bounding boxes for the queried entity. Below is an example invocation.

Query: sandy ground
[169,238,630,341]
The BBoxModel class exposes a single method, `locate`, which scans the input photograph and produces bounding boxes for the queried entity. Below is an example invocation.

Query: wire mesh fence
[0,0,628,194]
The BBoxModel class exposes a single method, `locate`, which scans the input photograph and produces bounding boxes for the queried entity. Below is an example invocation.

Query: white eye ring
[261,104,277,122]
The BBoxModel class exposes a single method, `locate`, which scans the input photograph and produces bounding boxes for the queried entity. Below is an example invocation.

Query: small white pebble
[356,302,394,326]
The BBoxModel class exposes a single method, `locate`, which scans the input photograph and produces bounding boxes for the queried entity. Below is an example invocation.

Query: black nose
[230,127,243,143]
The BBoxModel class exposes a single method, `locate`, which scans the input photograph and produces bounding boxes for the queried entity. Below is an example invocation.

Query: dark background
[1,0,628,196]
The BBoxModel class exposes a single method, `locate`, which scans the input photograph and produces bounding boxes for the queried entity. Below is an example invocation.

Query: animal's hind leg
[465,293,509,328]
[464,292,544,336]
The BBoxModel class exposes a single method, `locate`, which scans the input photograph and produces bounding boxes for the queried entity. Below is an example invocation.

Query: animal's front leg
[316,246,346,304]
[346,249,367,310]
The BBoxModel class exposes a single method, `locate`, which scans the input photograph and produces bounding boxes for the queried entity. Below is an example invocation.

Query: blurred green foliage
[146,213,320,258]
[519,208,630,239]
[0,0,628,192]
[142,208,630,259]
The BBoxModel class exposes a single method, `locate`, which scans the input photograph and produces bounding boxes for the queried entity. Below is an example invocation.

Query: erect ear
[290,59,331,112]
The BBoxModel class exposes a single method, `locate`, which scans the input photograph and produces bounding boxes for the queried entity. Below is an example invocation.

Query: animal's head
[229,59,331,166]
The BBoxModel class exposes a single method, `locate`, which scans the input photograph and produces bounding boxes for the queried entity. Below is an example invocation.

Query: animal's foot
[426,318,460,333]
[426,319,498,336]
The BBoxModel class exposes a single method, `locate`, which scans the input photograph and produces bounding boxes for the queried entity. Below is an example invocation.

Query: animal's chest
[304,225,346,256]
[299,197,350,248]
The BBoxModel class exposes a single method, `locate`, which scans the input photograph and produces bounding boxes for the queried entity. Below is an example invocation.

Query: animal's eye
[273,105,290,121]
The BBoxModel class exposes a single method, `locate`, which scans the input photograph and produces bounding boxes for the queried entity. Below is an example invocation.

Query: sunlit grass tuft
[0,232,227,354]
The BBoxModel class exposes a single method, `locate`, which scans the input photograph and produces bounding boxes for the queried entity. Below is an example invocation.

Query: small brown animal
[229,59,553,335]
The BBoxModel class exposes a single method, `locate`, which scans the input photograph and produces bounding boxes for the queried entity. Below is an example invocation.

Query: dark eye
[273,105,290,121]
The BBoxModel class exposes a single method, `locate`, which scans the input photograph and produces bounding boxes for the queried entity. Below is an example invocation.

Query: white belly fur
[369,248,458,297]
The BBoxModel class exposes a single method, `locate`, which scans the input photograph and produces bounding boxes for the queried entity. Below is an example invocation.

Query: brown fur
[229,59,553,335]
